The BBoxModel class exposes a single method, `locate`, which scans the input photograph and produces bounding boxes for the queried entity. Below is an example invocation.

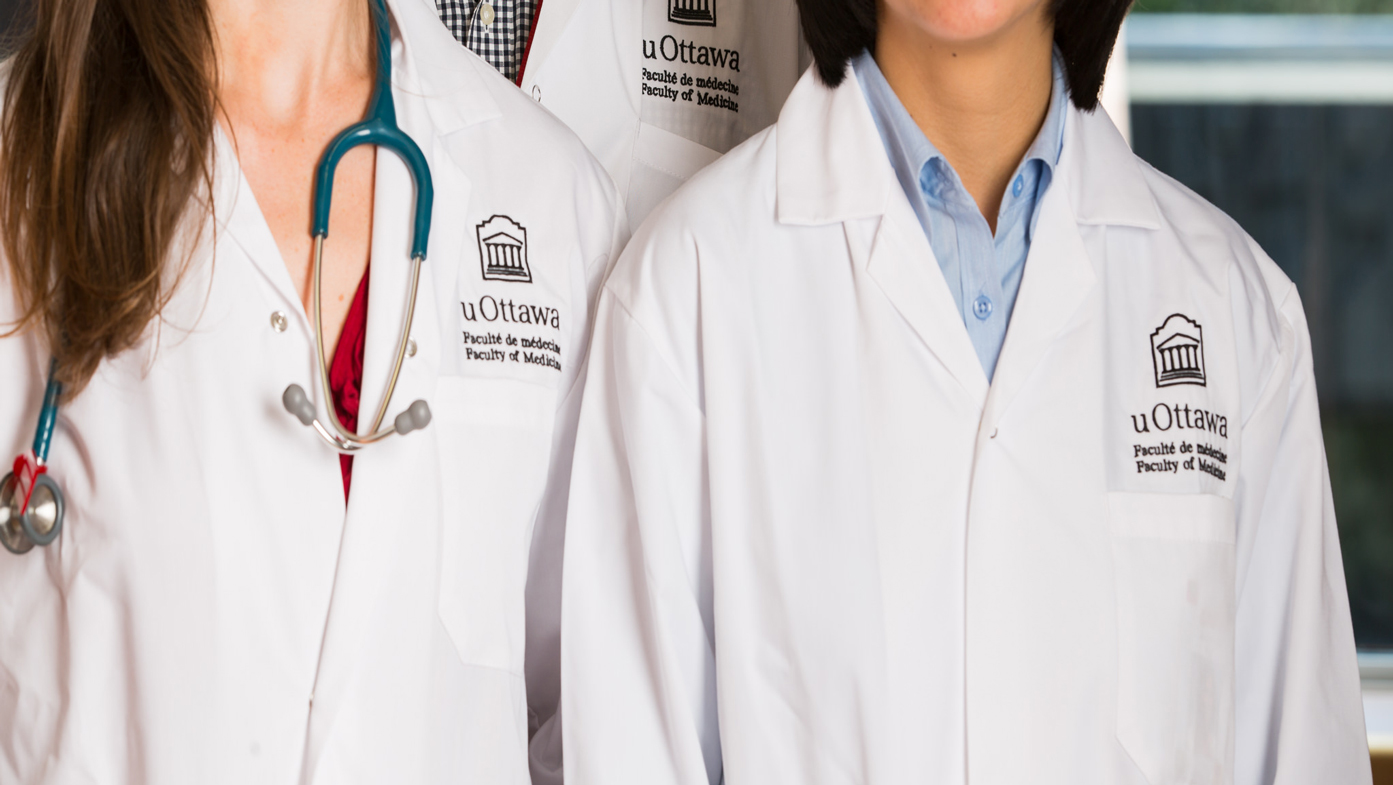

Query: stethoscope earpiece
[282,380,433,452]
[393,400,431,435]
[283,384,318,426]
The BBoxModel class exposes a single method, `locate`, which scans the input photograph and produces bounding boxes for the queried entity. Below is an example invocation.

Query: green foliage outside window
[1135,0,1393,11]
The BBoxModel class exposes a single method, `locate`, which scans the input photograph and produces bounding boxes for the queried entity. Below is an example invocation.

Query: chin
[884,0,1049,43]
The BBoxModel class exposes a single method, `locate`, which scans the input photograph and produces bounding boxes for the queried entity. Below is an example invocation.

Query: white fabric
[0,1,626,782]
[517,0,807,229]
[560,65,1372,785]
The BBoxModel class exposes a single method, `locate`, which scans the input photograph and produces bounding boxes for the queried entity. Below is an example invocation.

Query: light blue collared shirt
[854,51,1067,382]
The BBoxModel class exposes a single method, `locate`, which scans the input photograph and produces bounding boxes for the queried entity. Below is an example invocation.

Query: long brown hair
[1,0,218,395]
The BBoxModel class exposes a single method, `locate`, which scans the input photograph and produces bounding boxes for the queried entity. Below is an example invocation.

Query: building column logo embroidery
[1150,313,1206,388]
[477,215,532,283]
[669,0,716,26]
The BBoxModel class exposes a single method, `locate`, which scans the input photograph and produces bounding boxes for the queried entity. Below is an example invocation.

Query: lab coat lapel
[775,65,989,402]
[299,108,429,785]
[981,105,1162,429]
[979,177,1094,429]
[213,128,311,336]
[861,204,991,403]
[520,0,585,85]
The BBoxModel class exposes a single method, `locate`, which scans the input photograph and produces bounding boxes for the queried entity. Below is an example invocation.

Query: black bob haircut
[796,0,1133,111]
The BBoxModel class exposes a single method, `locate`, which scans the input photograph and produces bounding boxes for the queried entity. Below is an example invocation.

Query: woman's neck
[211,0,373,128]
[874,2,1055,231]
[209,0,379,351]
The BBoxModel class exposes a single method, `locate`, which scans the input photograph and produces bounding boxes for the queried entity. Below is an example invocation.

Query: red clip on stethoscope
[1,0,432,555]
[1,359,64,554]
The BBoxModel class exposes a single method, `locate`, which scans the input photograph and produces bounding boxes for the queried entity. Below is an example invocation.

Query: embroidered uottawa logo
[669,0,716,26]
[1151,313,1206,388]
[477,215,532,283]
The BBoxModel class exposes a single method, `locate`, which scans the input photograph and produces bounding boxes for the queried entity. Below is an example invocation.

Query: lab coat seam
[1239,279,1298,434]
[563,198,628,413]
[605,288,705,416]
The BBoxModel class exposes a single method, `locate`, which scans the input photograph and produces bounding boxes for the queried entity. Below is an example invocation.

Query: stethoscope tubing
[285,0,434,455]
[33,358,61,464]
[308,236,426,452]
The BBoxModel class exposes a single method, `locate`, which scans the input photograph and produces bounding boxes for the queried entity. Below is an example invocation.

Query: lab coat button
[270,311,288,333]
[407,338,418,358]
[972,295,993,320]
[531,85,542,102]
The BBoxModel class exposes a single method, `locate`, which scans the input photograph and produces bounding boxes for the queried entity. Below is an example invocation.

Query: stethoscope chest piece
[0,473,32,554]
[4,359,66,555]
[0,464,63,555]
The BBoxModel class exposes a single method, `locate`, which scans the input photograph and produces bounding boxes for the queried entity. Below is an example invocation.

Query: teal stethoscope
[1,0,434,554]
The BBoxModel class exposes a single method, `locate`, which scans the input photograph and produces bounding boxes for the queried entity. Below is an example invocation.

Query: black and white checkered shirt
[436,0,539,82]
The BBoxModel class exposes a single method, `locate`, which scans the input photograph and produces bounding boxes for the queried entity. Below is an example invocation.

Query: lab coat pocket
[433,376,556,674]
[1109,492,1235,785]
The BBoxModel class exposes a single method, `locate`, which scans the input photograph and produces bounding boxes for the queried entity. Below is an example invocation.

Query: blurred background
[0,0,1387,774]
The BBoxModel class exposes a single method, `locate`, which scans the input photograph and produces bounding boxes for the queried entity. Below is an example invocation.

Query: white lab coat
[518,0,805,227]
[561,65,1372,785]
[0,0,625,782]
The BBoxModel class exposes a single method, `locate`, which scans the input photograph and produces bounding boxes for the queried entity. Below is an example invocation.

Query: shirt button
[479,2,495,26]
[973,295,994,320]
[1012,174,1025,198]
[270,311,288,333]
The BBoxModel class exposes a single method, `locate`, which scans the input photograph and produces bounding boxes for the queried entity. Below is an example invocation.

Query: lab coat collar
[519,0,585,89]
[1062,104,1162,230]
[774,61,1161,231]
[387,0,501,136]
[775,66,892,226]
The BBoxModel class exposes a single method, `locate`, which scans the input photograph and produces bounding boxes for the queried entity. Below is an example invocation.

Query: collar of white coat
[774,61,1162,231]
[388,0,501,134]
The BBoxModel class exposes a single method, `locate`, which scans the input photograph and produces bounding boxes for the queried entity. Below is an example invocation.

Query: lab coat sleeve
[526,185,630,785]
[560,289,720,785]
[1232,282,1372,785]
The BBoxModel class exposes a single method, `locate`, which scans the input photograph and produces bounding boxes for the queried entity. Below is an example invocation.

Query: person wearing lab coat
[0,0,624,782]
[560,0,1373,782]
[514,0,807,227]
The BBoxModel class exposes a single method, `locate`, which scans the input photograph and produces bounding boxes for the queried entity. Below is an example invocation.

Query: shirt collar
[773,55,1159,230]
[853,48,1068,209]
